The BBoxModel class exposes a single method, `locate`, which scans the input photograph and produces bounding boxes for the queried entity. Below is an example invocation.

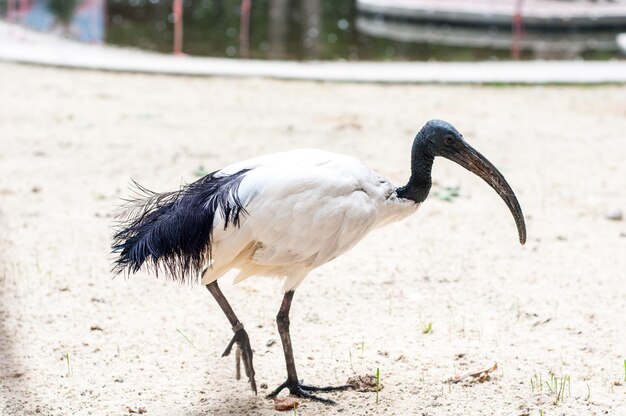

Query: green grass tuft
[435,186,460,202]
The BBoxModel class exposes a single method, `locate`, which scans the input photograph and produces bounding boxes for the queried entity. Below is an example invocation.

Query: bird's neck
[396,136,434,203]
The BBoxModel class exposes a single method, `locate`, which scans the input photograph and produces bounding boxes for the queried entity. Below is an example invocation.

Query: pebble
[605,209,623,221]
[273,397,299,411]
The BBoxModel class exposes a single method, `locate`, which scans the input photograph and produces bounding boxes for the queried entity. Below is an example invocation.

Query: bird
[112,119,526,404]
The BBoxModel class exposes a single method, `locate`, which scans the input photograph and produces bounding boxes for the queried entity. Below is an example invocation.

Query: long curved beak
[444,141,527,245]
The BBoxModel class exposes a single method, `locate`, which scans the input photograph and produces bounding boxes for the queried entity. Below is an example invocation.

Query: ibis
[112,119,526,403]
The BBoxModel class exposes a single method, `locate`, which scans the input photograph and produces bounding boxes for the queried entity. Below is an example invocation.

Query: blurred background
[1,0,626,61]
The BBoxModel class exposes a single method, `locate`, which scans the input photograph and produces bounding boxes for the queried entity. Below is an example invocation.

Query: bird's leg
[266,290,351,404]
[205,280,257,394]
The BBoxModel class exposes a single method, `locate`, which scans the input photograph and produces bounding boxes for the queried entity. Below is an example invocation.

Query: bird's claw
[222,325,257,394]
[266,380,351,404]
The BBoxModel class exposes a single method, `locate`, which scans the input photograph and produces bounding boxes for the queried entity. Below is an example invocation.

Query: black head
[418,119,465,159]
[413,119,527,245]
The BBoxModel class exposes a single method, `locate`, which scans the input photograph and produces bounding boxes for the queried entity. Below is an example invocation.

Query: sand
[0,62,624,416]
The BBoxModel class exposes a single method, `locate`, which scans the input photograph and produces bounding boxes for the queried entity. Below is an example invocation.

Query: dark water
[3,0,623,61]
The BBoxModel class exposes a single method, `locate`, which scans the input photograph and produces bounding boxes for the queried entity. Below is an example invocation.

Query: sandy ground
[0,62,624,416]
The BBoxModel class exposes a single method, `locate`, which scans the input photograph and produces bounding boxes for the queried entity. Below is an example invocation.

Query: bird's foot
[222,322,257,394]
[266,379,352,404]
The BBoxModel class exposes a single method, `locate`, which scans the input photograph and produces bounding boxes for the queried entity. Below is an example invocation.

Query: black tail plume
[112,169,249,282]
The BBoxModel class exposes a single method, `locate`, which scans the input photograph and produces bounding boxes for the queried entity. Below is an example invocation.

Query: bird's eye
[444,136,454,145]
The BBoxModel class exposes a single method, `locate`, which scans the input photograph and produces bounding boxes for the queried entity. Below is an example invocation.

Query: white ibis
[112,119,526,403]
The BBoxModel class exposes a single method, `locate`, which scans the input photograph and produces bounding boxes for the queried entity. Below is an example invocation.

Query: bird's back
[206,149,418,290]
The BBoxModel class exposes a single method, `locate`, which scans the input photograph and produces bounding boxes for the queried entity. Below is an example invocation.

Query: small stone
[605,209,623,221]
[347,374,382,392]
[266,339,277,347]
[273,397,299,411]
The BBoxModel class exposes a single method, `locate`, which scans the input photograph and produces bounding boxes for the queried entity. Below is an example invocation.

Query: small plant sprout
[530,373,544,395]
[349,350,354,371]
[586,383,591,400]
[623,359,625,382]
[557,375,570,403]
[65,352,72,377]
[176,328,198,350]
[375,367,380,404]
[293,402,297,416]
[568,376,571,397]
[360,341,365,359]
[417,311,433,334]
[545,371,555,393]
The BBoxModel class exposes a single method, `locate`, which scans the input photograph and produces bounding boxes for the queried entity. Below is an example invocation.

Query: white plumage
[202,149,419,291]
